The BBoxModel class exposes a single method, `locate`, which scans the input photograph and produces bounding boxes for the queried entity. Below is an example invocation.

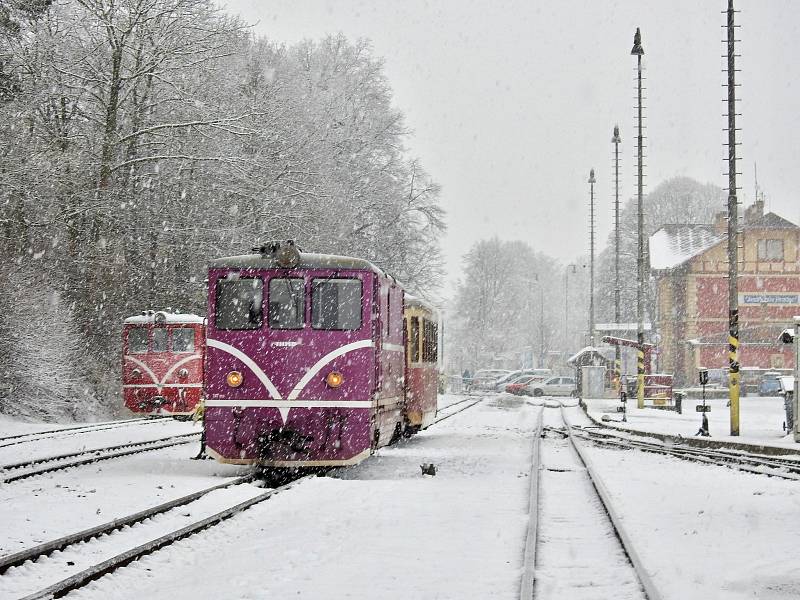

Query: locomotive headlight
[325,371,344,388]
[226,371,243,388]
[178,368,189,379]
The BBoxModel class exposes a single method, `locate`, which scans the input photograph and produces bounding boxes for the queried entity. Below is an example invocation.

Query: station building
[649,200,799,387]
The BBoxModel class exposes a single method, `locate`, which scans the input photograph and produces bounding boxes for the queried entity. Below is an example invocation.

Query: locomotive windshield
[312,278,362,330]
[216,277,263,330]
[173,328,195,352]
[128,328,148,354]
[268,278,304,329]
[152,328,168,352]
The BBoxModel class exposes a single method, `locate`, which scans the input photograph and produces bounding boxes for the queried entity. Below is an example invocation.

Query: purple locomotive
[203,241,411,467]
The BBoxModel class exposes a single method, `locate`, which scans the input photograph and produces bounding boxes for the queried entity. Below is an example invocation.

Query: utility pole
[612,124,622,392]
[725,0,741,435]
[631,27,646,409]
[588,168,596,347]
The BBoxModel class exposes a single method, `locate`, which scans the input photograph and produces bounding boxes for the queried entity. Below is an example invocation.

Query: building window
[757,239,784,261]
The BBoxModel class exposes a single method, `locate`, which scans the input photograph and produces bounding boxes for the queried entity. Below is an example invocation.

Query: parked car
[527,376,577,397]
[472,369,512,390]
[759,372,783,397]
[494,369,550,392]
[505,375,542,395]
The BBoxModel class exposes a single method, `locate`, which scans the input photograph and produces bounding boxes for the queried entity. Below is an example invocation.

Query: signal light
[326,371,344,388]
[226,371,243,388]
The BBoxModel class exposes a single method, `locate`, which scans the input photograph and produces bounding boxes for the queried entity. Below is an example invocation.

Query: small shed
[567,347,615,396]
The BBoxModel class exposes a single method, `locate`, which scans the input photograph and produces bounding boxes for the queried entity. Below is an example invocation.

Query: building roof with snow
[648,224,725,271]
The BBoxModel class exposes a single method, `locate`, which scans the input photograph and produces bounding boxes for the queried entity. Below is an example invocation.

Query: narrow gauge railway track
[433,396,482,424]
[573,425,800,481]
[520,404,662,600]
[0,432,200,484]
[0,416,171,448]
[5,476,309,600]
[6,396,481,599]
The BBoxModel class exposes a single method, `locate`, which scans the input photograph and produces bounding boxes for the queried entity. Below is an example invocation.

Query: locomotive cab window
[172,328,195,352]
[216,277,263,330]
[152,328,168,352]
[128,328,148,354]
[269,278,304,329]
[312,278,362,330]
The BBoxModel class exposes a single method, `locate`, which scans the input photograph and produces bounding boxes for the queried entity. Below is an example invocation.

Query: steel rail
[0,473,255,574]
[19,476,311,600]
[519,408,543,600]
[1,433,200,484]
[574,427,800,481]
[433,398,482,424]
[561,405,664,600]
[0,416,170,445]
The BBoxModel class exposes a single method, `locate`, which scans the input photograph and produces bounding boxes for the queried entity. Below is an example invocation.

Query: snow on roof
[404,294,439,317]
[744,212,798,230]
[594,322,652,332]
[648,224,725,271]
[124,312,205,325]
[208,251,386,276]
[567,346,615,365]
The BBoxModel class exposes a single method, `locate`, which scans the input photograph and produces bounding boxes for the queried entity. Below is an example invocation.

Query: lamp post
[725,0,740,436]
[588,168,596,347]
[631,27,646,410]
[565,263,577,352]
[612,125,622,391]
[532,274,545,368]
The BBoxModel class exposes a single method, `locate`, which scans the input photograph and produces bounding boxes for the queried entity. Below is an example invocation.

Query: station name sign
[739,293,800,305]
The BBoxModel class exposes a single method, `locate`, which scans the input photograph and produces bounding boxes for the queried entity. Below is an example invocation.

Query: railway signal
[696,368,711,436]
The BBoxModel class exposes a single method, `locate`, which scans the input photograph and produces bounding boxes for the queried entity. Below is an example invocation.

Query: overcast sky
[222,1,799,291]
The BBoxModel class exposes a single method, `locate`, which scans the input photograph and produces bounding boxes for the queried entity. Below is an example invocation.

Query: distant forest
[0,1,443,419]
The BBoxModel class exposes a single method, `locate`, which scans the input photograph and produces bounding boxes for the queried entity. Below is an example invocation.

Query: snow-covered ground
[4,395,800,599]
[51,394,540,600]
[565,401,800,599]
[0,434,247,556]
[0,418,198,465]
[585,395,796,448]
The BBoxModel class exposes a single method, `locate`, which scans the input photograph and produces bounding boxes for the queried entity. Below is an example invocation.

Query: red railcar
[403,295,439,432]
[122,311,205,417]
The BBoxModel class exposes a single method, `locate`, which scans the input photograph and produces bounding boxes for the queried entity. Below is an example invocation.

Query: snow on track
[576,403,800,599]
[533,405,646,600]
[0,482,266,599]
[61,394,540,600]
[0,418,197,466]
[0,444,248,555]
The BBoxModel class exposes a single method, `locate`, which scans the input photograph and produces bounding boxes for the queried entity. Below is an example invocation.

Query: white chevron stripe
[123,355,159,386]
[287,339,374,400]
[204,399,371,409]
[162,354,202,384]
[206,338,282,399]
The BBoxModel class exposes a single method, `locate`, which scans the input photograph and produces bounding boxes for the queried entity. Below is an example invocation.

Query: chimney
[744,199,765,224]
[713,211,728,234]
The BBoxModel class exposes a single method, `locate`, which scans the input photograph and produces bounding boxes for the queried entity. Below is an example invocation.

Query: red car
[505,375,541,395]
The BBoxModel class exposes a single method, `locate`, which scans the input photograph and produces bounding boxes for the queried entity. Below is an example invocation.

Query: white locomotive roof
[124,312,205,325]
[208,251,386,276]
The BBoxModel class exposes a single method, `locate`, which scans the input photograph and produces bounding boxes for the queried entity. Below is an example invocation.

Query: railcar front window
[312,278,362,330]
[128,328,148,354]
[216,277,263,330]
[269,278,305,329]
[172,328,195,352]
[152,328,168,352]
